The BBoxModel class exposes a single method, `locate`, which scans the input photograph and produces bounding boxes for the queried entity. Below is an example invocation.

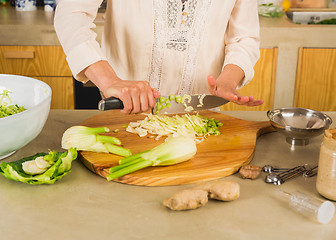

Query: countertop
[0,110,336,240]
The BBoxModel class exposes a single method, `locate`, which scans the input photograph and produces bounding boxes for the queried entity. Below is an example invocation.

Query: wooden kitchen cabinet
[0,46,74,109]
[294,48,336,111]
[220,48,278,111]
[35,77,75,109]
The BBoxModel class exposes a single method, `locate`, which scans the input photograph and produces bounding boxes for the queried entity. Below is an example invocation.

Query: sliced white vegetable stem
[96,135,121,145]
[107,160,153,181]
[119,150,150,165]
[62,125,131,157]
[104,143,132,157]
[106,136,197,181]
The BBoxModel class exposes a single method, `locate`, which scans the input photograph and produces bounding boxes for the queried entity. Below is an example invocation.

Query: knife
[98,94,229,114]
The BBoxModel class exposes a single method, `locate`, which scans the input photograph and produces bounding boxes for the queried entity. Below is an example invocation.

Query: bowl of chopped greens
[0,74,52,159]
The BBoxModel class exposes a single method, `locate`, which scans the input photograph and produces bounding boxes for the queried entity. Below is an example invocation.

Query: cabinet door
[220,48,277,111]
[294,48,336,111]
[0,46,72,76]
[35,77,74,109]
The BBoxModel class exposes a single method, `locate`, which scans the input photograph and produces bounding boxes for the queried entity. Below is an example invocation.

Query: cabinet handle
[3,51,35,59]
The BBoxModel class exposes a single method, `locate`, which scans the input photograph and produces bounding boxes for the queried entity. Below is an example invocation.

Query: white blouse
[54,0,260,96]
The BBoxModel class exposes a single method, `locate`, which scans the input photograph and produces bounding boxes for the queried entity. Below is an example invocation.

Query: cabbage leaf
[0,148,77,184]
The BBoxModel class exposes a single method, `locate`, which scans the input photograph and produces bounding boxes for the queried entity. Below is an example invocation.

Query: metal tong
[303,165,318,177]
[265,165,308,185]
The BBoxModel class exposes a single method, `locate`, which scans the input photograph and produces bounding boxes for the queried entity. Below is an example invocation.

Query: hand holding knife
[98,94,229,114]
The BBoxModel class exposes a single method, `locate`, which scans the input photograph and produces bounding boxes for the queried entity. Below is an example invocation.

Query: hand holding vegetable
[61,126,132,157]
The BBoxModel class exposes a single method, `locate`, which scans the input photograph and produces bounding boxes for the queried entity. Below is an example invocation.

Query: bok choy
[62,126,132,157]
[0,90,26,118]
[0,148,77,185]
[106,136,197,181]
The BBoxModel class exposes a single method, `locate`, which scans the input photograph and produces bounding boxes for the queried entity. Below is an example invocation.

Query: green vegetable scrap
[61,126,132,157]
[106,136,197,181]
[258,3,284,18]
[0,90,26,118]
[0,148,77,185]
[154,94,191,113]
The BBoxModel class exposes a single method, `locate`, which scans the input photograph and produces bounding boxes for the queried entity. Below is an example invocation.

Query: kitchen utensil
[98,95,229,114]
[78,110,274,186]
[267,107,332,146]
[303,165,318,177]
[275,189,335,224]
[265,165,307,185]
[262,165,290,173]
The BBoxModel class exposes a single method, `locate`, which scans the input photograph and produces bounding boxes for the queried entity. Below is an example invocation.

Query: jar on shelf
[316,128,336,201]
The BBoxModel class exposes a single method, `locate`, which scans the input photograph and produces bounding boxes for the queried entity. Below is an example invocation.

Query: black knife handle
[98,97,124,110]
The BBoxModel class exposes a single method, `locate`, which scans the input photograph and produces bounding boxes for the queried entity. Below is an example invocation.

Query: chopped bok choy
[0,148,77,185]
[107,136,197,181]
[0,90,26,118]
[62,126,132,157]
[126,113,222,142]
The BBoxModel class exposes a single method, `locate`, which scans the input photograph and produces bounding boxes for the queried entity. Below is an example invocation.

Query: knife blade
[98,94,229,114]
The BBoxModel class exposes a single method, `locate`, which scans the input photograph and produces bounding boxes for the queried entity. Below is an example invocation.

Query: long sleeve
[223,0,260,88]
[54,0,107,82]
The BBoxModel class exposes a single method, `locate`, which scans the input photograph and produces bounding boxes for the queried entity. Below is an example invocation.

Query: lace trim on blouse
[149,0,211,94]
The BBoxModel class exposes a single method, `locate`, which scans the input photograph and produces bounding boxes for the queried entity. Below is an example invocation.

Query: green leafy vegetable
[154,94,202,114]
[309,18,336,25]
[0,90,26,118]
[61,126,132,157]
[107,136,197,181]
[258,3,284,18]
[0,148,77,185]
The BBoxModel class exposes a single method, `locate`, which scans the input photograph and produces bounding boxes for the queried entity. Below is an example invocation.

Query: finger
[129,88,141,114]
[147,91,157,109]
[223,92,239,103]
[207,75,217,94]
[119,88,133,114]
[247,99,264,106]
[137,83,150,112]
[152,88,161,99]
[237,96,250,103]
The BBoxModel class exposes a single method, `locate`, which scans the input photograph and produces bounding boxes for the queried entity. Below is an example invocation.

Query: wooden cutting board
[78,110,274,186]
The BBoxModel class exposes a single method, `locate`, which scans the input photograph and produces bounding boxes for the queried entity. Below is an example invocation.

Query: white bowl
[0,74,52,159]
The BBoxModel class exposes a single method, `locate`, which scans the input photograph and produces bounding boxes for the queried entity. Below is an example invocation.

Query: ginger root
[198,180,240,201]
[163,180,240,211]
[238,165,262,180]
[163,189,208,211]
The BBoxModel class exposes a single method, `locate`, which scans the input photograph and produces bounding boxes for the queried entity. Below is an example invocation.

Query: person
[54,0,264,114]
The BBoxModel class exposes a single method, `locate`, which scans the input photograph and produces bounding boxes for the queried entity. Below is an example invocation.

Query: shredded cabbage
[0,90,26,118]
[126,113,222,143]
